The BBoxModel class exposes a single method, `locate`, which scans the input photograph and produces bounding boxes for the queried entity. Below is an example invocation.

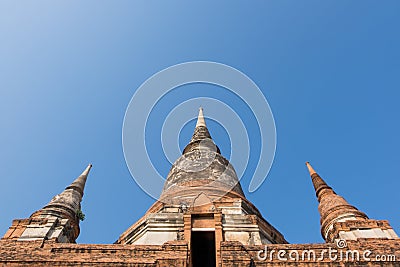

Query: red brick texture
[1,238,399,266]
[0,240,189,266]
[221,240,400,266]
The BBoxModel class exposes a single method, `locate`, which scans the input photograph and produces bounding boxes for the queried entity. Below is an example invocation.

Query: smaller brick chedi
[2,164,92,243]
[1,108,399,267]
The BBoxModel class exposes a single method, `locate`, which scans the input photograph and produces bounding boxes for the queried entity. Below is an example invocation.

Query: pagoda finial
[305,162,368,242]
[66,163,92,197]
[5,164,94,243]
[305,161,316,175]
[182,108,220,154]
[190,107,212,142]
[305,161,332,199]
[196,107,207,127]
[43,164,92,215]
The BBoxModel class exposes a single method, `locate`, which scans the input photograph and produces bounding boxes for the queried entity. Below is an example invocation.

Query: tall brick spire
[40,163,92,220]
[306,162,337,202]
[3,164,92,243]
[306,162,398,242]
[64,163,91,196]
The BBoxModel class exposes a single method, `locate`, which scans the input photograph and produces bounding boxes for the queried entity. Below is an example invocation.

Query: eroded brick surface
[1,239,399,266]
[0,240,188,266]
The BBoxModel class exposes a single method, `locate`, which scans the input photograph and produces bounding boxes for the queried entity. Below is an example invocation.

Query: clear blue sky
[0,1,399,244]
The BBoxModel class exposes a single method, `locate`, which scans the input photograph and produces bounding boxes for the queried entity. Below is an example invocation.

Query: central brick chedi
[116,108,287,266]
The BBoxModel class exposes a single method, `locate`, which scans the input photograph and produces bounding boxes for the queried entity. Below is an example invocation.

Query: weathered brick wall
[221,240,400,267]
[0,240,188,267]
[1,238,399,266]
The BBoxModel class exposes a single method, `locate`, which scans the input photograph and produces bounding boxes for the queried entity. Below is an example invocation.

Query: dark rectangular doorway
[191,231,216,267]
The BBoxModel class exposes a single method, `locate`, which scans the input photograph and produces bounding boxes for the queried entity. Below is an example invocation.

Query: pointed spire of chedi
[183,107,220,155]
[306,162,398,242]
[306,162,378,242]
[195,107,206,127]
[162,108,243,205]
[41,163,92,217]
[11,164,93,243]
[306,162,337,202]
[3,164,92,242]
[64,163,91,197]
